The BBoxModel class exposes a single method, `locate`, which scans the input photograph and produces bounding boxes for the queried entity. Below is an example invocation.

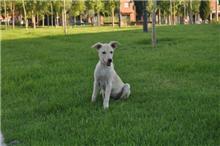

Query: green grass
[1,25,220,146]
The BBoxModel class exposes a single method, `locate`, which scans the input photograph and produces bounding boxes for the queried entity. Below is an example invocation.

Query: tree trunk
[168,15,171,25]
[97,12,100,26]
[165,15,168,24]
[51,2,54,27]
[186,6,189,24]
[36,13,39,27]
[42,15,45,27]
[189,0,193,24]
[80,15,82,25]
[152,0,157,47]
[47,14,49,26]
[62,10,64,27]
[143,0,148,32]
[183,3,186,24]
[74,16,76,26]
[63,0,67,34]
[169,0,172,25]
[216,0,219,21]
[118,1,122,27]
[4,0,7,29]
[22,0,28,30]
[11,2,15,29]
[56,12,59,27]
[173,1,175,25]
[112,7,115,27]
[158,8,161,25]
[32,10,36,29]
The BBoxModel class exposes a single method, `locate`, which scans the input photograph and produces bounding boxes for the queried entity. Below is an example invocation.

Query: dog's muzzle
[107,59,112,66]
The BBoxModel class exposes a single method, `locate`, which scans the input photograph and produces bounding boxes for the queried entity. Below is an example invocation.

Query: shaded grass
[1,24,220,146]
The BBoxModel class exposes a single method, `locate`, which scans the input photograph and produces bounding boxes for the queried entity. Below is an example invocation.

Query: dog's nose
[108,59,112,63]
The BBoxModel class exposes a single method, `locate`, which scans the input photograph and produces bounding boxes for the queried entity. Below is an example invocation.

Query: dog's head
[91,41,119,66]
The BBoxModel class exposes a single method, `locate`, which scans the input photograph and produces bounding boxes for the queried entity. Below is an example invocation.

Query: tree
[54,1,62,27]
[118,0,122,27]
[94,0,104,26]
[3,0,7,29]
[51,1,54,27]
[10,1,15,29]
[146,0,153,16]
[143,0,148,32]
[152,0,157,47]
[63,0,67,34]
[192,0,200,23]
[25,0,37,29]
[69,0,85,25]
[157,0,170,25]
[169,0,172,25]
[105,0,117,27]
[199,0,211,22]
[22,0,28,29]
[215,0,218,21]
[36,0,49,27]
[86,0,96,25]
[62,0,71,33]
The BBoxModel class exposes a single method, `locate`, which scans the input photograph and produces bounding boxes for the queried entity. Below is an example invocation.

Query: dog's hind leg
[121,83,131,99]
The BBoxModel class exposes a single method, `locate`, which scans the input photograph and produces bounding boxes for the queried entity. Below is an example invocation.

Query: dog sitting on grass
[91,41,131,109]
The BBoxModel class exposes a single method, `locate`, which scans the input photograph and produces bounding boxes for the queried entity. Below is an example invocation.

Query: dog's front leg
[103,82,112,109]
[91,81,99,102]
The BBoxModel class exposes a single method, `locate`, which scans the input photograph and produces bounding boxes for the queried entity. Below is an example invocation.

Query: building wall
[210,0,220,12]
[120,0,136,23]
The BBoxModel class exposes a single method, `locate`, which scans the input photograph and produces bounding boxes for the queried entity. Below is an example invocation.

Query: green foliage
[86,0,95,10]
[146,0,153,14]
[69,1,85,17]
[104,0,118,16]
[94,0,104,13]
[199,0,211,21]
[36,0,50,17]
[157,0,170,15]
[85,0,95,17]
[53,0,62,13]
[192,0,200,14]
[25,0,37,18]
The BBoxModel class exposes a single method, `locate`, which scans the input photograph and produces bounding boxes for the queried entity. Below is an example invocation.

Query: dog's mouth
[107,62,111,66]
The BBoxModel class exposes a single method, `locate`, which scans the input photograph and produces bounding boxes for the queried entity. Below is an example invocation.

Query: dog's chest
[95,68,113,89]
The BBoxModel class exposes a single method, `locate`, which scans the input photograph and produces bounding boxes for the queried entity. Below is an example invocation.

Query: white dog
[91,41,131,109]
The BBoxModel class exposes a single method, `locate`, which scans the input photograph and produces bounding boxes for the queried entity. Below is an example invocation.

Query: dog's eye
[110,51,113,54]
[102,52,106,54]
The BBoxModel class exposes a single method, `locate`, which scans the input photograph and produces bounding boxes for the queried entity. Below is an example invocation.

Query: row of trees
[145,0,216,25]
[1,0,119,30]
[1,0,217,31]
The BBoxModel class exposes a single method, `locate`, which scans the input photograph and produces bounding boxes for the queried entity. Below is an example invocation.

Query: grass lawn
[1,24,220,146]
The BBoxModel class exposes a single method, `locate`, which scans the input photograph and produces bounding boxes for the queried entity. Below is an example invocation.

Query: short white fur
[91,41,131,109]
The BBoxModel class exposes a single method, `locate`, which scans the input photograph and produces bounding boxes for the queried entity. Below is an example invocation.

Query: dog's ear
[109,41,119,49]
[91,42,103,50]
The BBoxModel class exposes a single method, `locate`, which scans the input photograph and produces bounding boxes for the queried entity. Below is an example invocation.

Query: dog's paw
[103,103,109,109]
[103,106,109,110]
